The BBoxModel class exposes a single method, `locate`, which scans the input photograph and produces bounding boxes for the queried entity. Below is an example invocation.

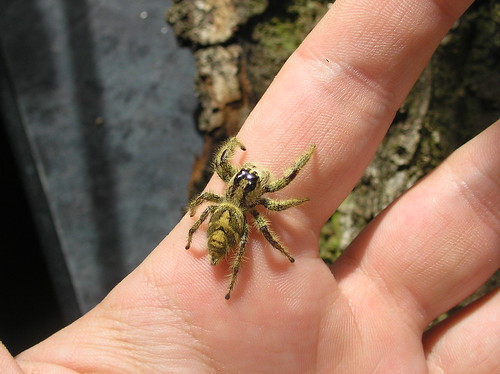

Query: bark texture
[167,0,329,197]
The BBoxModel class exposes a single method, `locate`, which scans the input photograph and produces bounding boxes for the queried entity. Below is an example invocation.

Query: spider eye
[235,169,258,192]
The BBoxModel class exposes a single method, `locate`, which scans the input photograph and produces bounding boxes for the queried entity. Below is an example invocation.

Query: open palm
[8,0,499,373]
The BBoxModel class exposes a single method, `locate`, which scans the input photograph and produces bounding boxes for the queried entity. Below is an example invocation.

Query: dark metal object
[0,0,200,314]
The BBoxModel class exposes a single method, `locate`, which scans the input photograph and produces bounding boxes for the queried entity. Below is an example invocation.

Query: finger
[233,0,474,226]
[424,289,500,374]
[334,121,500,327]
[0,343,24,374]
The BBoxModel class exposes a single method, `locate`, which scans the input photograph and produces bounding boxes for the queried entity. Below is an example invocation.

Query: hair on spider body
[185,137,315,299]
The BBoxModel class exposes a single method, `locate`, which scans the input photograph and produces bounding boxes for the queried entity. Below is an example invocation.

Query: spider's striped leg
[186,205,217,249]
[264,144,315,193]
[225,221,249,300]
[214,137,246,182]
[259,197,308,211]
[188,192,222,216]
[251,210,294,263]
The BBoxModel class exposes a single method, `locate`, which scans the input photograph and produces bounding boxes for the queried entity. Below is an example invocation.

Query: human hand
[7,0,499,373]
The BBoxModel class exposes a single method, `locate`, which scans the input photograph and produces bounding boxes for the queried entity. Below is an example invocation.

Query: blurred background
[1,0,200,354]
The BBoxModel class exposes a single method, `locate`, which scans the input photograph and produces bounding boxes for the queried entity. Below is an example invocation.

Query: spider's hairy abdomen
[207,203,244,265]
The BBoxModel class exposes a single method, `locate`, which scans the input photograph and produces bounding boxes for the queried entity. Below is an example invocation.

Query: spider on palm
[185,137,315,299]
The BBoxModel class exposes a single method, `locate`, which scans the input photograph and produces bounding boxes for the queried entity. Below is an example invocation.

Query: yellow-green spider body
[186,137,315,299]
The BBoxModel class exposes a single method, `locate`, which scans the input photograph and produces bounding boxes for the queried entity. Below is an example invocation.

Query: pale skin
[3,0,499,372]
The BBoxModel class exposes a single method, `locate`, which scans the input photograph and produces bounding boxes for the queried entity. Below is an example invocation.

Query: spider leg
[264,144,315,193]
[188,192,222,216]
[214,137,246,182]
[259,197,309,211]
[225,220,249,300]
[251,210,295,263]
[186,205,217,249]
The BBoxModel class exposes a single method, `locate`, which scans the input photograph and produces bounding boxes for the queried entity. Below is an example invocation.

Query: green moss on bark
[247,1,330,98]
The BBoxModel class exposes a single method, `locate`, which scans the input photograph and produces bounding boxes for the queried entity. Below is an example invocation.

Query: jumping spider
[185,137,315,299]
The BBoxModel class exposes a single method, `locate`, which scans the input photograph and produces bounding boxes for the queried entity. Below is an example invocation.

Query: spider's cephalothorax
[185,137,315,299]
